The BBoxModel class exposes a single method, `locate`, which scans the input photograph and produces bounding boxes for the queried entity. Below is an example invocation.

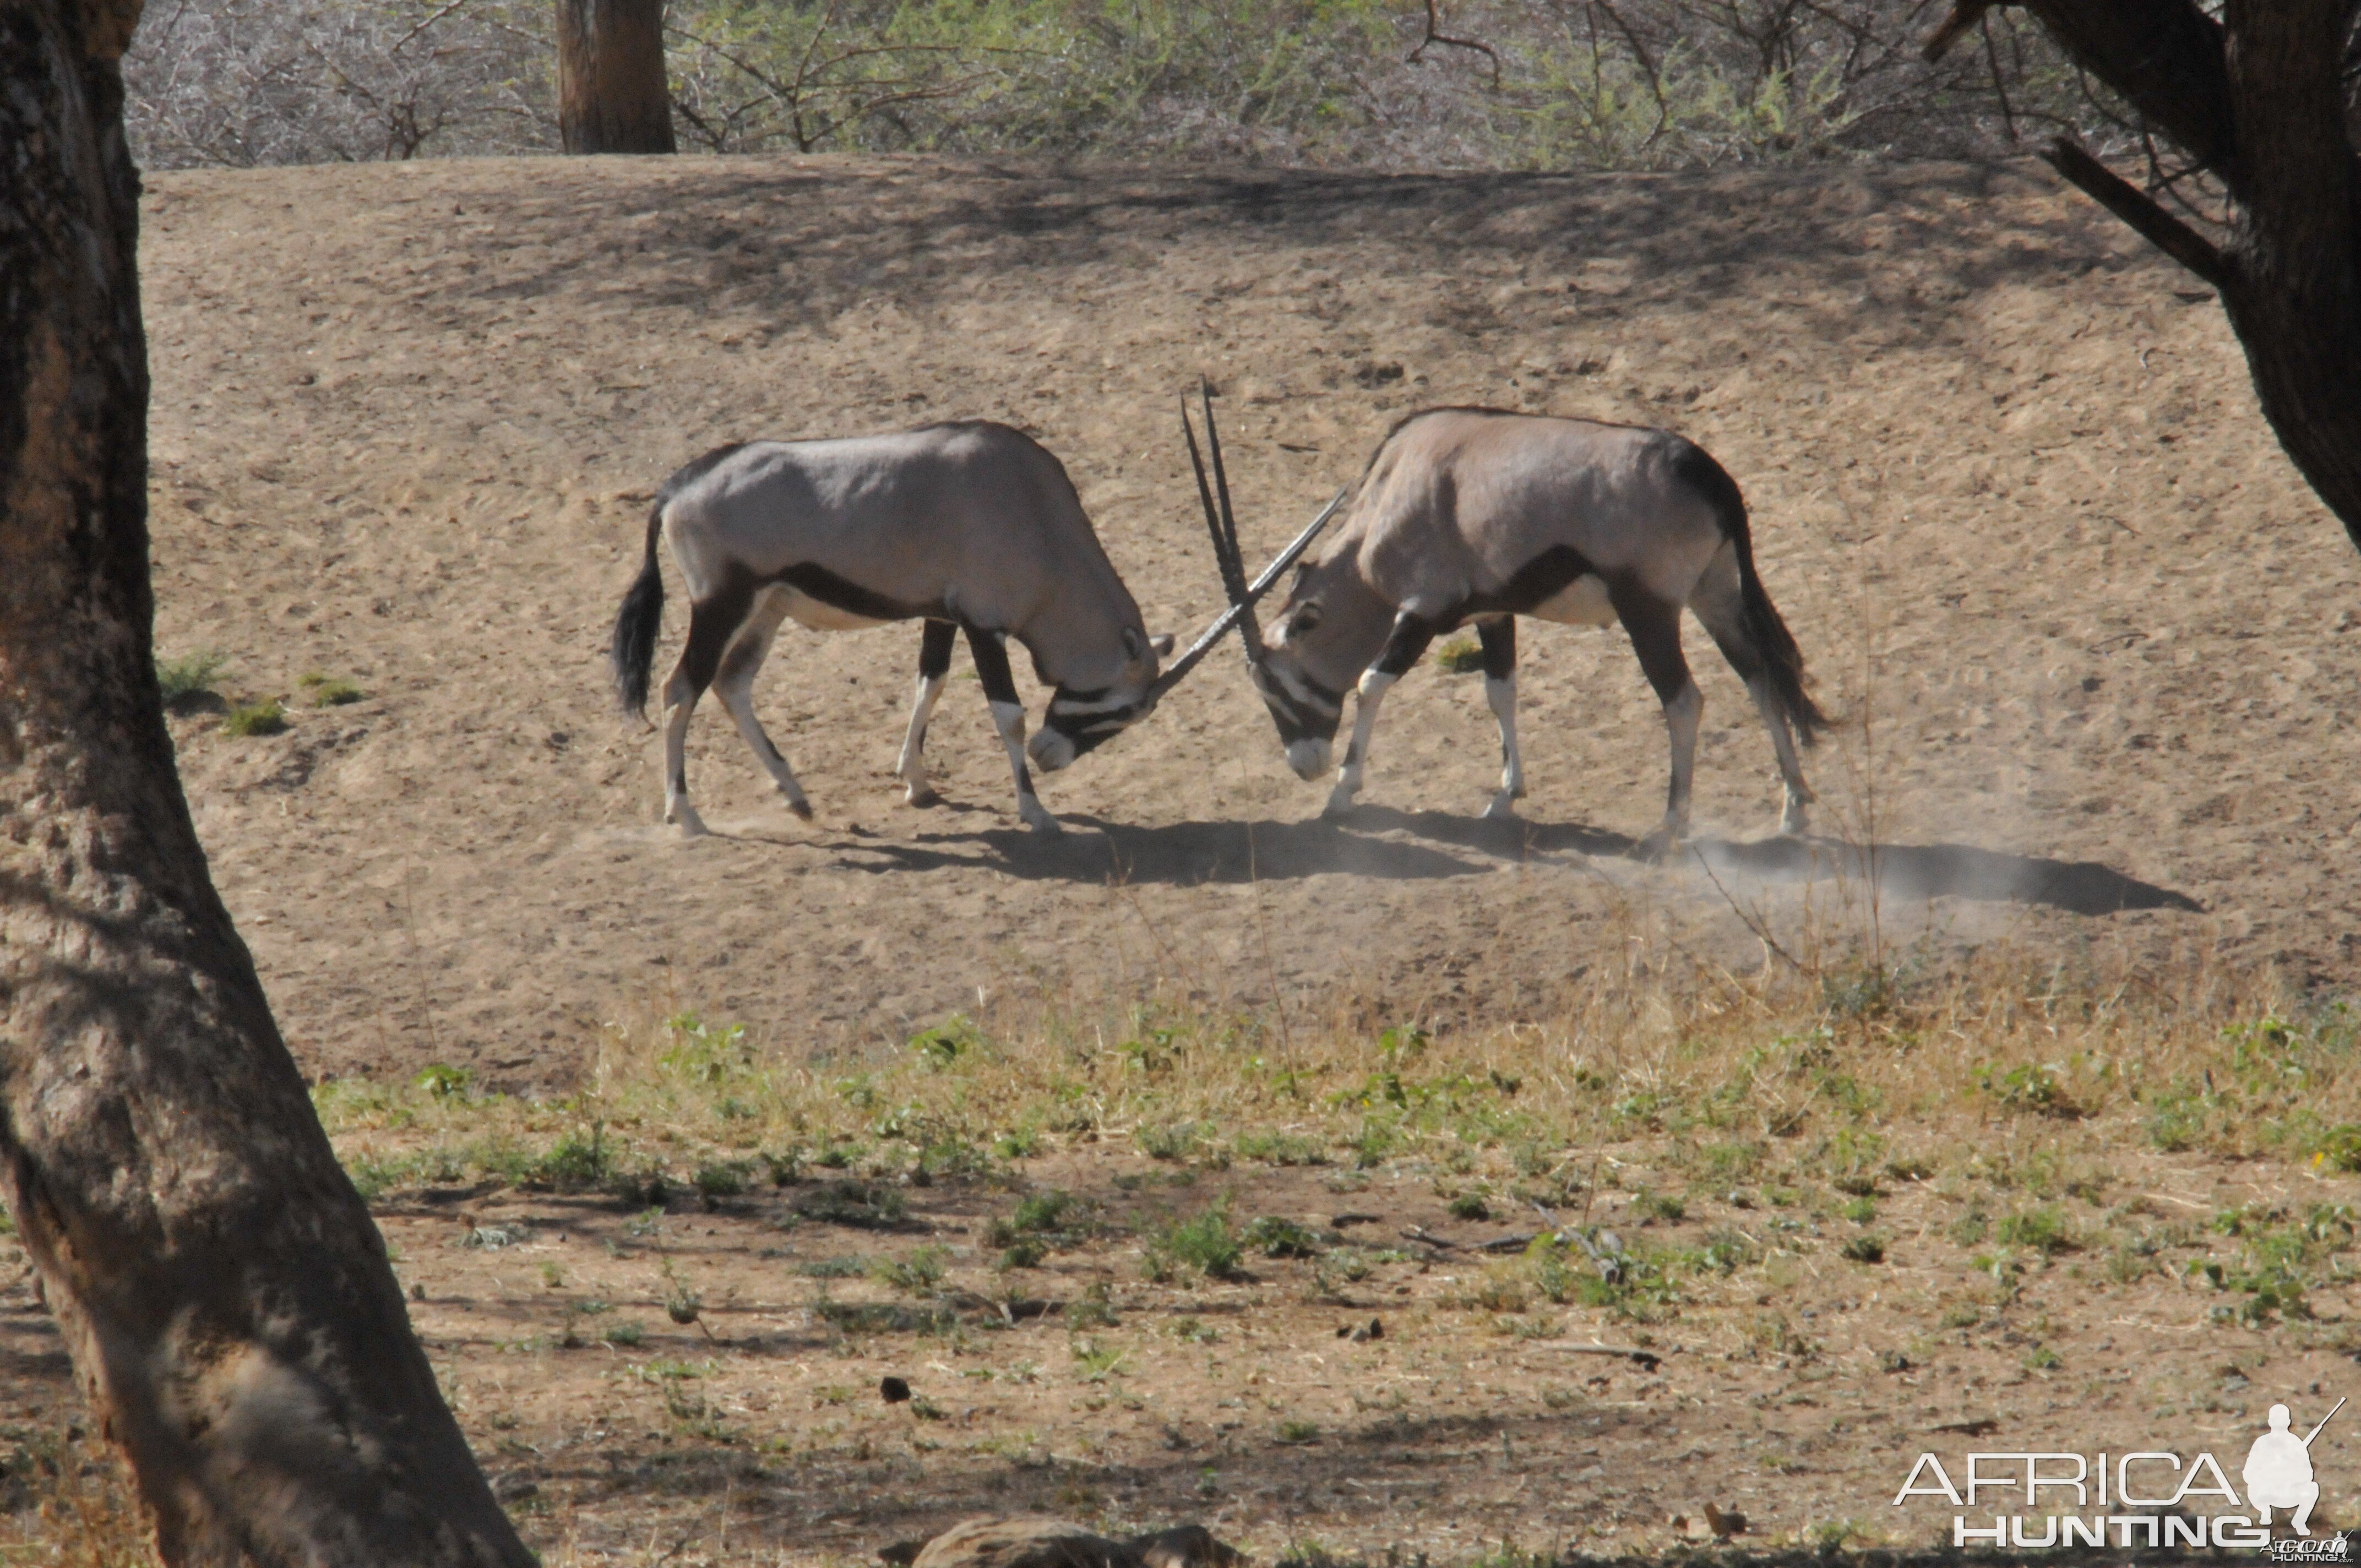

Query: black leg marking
[1477,617,1516,680]
[680,582,755,696]
[1609,583,1691,705]
[918,618,956,680]
[964,624,1021,705]
[1372,612,1439,678]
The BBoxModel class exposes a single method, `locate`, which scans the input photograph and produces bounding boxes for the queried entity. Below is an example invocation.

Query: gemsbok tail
[1673,442,1830,746]
[611,500,666,718]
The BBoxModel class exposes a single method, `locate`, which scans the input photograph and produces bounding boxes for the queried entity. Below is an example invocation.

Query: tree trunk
[1931,0,2361,558]
[0,3,534,1564]
[557,0,677,154]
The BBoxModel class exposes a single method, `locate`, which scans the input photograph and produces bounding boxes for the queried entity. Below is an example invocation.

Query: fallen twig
[1551,1342,1663,1371]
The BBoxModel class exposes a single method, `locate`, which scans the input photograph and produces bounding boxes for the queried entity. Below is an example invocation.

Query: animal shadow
[1685,835,2204,916]
[1365,805,2205,916]
[829,814,1488,885]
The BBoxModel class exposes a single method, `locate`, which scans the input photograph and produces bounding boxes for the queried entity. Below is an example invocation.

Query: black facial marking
[779,562,940,623]
[1252,663,1345,746]
[917,618,956,680]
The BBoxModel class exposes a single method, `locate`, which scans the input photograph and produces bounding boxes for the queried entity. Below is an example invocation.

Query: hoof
[905,785,940,809]
[786,798,815,822]
[1778,810,1809,839]
[1482,792,1521,821]
[1635,825,1682,862]
[1321,786,1359,819]
[1022,809,1063,836]
[671,804,709,839]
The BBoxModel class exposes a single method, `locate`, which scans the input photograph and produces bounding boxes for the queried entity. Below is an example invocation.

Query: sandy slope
[138,153,2361,1086]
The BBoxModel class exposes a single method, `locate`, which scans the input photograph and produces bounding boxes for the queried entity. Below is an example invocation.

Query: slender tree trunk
[557,0,677,154]
[0,2,532,1563]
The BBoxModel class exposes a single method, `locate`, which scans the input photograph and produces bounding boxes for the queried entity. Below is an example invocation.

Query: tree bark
[1932,0,2361,557]
[557,0,677,154]
[0,2,534,1564]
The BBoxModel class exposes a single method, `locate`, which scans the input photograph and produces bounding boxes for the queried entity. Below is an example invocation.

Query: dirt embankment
[137,154,2360,1087]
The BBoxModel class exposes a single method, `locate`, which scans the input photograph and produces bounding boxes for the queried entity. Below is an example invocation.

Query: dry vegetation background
[119,0,2102,172]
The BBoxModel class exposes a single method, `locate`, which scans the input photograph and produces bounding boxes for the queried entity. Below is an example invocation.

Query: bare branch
[1407,0,1501,88]
[2042,134,2225,285]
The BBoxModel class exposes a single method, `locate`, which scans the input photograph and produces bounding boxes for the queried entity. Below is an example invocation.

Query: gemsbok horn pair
[610,420,1337,836]
[1187,400,1829,851]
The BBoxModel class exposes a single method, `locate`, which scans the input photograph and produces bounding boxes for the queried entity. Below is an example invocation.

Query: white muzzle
[1286,739,1331,780]
[1027,729,1078,773]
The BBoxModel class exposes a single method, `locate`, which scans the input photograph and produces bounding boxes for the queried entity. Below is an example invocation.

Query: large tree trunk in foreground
[0,2,531,1563]
[1930,0,2361,557]
[557,0,677,154]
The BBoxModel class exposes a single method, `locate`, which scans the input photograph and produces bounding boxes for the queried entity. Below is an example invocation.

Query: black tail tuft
[1671,440,1830,747]
[611,502,666,718]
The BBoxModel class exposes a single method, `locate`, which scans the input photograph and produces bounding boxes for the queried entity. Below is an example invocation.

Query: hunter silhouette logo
[1894,1395,2351,1553]
[2248,1399,2340,1538]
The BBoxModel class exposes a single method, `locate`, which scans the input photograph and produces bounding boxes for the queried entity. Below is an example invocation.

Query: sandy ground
[10,153,2361,1561]
[126,152,2361,1091]
[12,1138,2361,1563]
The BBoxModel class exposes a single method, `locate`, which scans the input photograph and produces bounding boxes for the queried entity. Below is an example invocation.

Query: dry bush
[123,0,556,168]
[121,0,2113,171]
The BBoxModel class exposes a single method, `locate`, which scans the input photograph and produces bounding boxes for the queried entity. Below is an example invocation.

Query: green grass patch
[222,699,287,737]
[1432,637,1484,674]
[1144,1203,1244,1282]
[156,649,230,706]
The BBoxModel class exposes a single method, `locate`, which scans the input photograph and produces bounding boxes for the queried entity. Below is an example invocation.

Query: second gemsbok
[1193,404,1830,851]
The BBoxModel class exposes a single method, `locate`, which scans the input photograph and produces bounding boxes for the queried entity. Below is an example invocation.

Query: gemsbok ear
[1150,633,1176,656]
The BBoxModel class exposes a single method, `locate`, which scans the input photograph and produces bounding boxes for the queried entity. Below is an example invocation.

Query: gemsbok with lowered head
[611,418,1336,836]
[1188,402,1829,851]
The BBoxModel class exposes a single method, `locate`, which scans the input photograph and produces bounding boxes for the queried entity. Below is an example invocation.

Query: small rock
[881,1375,912,1404]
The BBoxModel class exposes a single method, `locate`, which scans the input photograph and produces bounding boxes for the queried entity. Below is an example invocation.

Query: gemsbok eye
[1291,605,1322,635]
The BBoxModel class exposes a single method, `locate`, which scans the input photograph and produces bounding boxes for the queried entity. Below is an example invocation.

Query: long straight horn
[1180,394,1238,606]
[1193,382,1259,656]
[1201,381,1249,603]
[1146,488,1346,705]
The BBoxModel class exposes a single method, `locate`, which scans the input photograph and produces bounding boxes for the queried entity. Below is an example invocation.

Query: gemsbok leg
[894,618,958,807]
[1323,612,1437,818]
[1609,582,1702,855]
[964,624,1061,835]
[661,576,757,837]
[1476,617,1525,820]
[1688,545,1813,835]
[711,585,815,821]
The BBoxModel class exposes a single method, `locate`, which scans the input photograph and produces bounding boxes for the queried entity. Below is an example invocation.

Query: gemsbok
[1187,402,1829,851]
[611,418,1337,836]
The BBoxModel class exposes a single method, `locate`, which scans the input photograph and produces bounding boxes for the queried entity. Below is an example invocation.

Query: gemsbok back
[611,418,1336,836]
[1188,403,1829,852]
